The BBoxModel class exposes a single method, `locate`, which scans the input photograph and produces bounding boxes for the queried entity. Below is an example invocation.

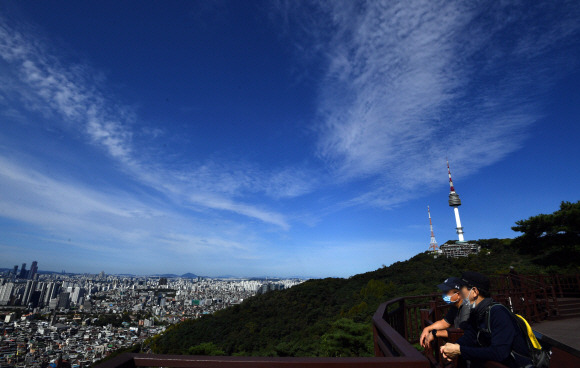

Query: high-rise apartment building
[22,280,37,306]
[29,261,38,280]
[0,283,14,306]
[18,263,27,279]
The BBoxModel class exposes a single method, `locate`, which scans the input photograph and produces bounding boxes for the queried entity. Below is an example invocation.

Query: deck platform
[533,317,580,352]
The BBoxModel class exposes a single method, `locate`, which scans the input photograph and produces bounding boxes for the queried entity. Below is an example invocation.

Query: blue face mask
[442,292,458,304]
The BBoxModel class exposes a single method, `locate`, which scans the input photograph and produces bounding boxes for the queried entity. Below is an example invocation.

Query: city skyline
[0,262,304,279]
[1,1,580,277]
[0,267,290,365]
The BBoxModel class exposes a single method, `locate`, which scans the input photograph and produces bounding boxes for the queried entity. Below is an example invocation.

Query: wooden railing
[372,295,432,362]
[489,273,580,320]
[489,274,559,322]
[528,274,580,298]
[94,353,428,368]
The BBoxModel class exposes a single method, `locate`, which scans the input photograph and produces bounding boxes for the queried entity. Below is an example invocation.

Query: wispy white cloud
[277,0,580,208]
[0,21,134,163]
[0,155,265,263]
[0,16,313,229]
[188,194,290,230]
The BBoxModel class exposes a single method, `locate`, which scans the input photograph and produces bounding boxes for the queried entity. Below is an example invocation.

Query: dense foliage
[511,201,580,270]
[147,202,579,357]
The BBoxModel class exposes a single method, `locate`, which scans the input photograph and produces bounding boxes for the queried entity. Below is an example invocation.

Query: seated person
[420,277,469,348]
[440,271,533,368]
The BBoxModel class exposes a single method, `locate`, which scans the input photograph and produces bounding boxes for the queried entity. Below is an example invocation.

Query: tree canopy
[512,200,580,239]
[511,201,580,267]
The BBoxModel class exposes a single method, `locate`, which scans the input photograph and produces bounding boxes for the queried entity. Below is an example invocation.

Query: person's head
[437,277,463,307]
[460,271,491,306]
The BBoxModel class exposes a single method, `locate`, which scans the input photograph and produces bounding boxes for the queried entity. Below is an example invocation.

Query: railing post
[412,305,420,343]
[541,278,549,320]
[430,296,440,321]
[524,289,533,322]
[407,305,413,343]
[555,275,564,298]
[530,289,539,322]
[420,309,430,330]
[401,297,408,341]
[373,325,383,357]
[550,285,559,318]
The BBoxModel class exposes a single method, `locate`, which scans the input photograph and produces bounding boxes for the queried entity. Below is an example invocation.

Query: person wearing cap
[440,271,533,368]
[419,277,469,348]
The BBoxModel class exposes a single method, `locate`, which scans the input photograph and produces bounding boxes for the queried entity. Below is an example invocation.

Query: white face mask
[463,289,476,309]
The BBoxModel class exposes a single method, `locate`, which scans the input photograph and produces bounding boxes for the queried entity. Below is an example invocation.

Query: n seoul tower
[447,160,465,242]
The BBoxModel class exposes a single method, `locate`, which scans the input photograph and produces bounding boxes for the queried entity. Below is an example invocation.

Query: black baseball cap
[437,277,463,292]
[461,271,490,292]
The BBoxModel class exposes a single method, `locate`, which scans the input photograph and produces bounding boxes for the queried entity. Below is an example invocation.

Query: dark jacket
[457,298,532,368]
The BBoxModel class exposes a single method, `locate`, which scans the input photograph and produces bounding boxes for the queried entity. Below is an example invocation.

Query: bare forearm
[428,319,451,331]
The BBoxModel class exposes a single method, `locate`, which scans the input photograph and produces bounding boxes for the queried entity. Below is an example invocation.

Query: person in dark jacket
[440,271,533,368]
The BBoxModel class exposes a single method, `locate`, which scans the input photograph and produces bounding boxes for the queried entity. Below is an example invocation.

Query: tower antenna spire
[447,158,455,192]
[446,159,465,242]
[428,206,439,257]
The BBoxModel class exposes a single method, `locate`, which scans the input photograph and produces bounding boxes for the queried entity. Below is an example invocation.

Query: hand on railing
[440,343,460,361]
[420,329,436,349]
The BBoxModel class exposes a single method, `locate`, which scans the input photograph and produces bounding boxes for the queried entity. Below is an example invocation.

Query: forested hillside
[147,201,579,357]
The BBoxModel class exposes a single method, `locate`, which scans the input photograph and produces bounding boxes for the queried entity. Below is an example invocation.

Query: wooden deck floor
[533,317,580,352]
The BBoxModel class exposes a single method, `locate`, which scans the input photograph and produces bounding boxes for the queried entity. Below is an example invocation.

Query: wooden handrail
[95,353,430,368]
[372,299,427,360]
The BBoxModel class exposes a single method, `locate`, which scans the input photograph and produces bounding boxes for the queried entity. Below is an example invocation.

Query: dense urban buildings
[0,262,302,367]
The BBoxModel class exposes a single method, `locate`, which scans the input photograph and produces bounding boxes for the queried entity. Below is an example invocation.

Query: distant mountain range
[0,268,308,280]
[114,273,200,278]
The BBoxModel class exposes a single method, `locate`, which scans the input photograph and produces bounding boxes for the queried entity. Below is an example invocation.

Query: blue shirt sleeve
[459,306,515,362]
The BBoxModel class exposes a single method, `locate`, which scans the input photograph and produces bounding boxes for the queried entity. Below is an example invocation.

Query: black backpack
[478,303,550,368]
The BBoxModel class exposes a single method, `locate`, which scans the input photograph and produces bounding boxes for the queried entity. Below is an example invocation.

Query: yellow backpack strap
[515,314,542,350]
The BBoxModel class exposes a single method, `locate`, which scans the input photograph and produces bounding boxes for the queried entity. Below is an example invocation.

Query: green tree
[187,342,226,356]
[512,200,580,268]
[359,279,387,300]
[320,318,373,357]
[512,201,580,252]
[512,201,580,241]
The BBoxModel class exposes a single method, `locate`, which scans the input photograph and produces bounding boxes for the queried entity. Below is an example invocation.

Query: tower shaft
[453,207,464,242]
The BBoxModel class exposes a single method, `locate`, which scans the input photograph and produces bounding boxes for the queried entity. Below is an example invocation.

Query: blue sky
[0,1,579,277]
